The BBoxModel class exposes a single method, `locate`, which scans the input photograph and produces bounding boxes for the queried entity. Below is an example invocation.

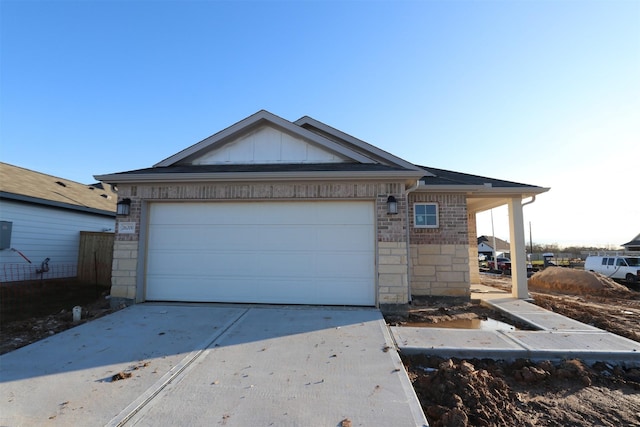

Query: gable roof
[155,110,381,167]
[0,162,116,216]
[477,235,510,252]
[93,110,550,203]
[96,110,427,184]
[294,115,428,174]
[622,233,640,248]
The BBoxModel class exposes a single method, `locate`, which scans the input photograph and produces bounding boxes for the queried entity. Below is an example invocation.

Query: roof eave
[416,184,550,196]
[1,191,116,217]
[94,170,425,184]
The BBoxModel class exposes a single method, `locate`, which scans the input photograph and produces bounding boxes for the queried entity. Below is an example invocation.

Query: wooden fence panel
[77,232,114,286]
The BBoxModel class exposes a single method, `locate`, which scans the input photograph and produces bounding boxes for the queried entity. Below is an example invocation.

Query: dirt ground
[2,270,640,426]
[392,270,640,427]
[0,281,114,355]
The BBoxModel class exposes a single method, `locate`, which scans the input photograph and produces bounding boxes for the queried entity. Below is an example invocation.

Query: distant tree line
[528,243,622,254]
[525,243,625,262]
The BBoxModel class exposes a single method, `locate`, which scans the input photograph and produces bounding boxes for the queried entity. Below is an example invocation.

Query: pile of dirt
[528,267,633,297]
[405,355,640,427]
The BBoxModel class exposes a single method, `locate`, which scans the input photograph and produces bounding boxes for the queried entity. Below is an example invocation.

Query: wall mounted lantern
[386,195,398,215]
[116,198,131,216]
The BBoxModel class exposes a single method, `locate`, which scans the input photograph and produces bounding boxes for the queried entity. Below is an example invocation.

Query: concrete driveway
[0,304,427,426]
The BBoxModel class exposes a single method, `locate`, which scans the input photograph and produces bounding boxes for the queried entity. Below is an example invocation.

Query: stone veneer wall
[408,193,470,297]
[378,242,409,304]
[109,180,409,306]
[111,241,138,301]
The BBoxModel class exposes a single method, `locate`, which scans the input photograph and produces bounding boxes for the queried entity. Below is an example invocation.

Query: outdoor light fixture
[116,198,131,216]
[387,195,398,215]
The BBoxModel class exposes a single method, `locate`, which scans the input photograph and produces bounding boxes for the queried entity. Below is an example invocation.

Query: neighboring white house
[622,233,640,252]
[0,163,116,282]
[477,235,511,259]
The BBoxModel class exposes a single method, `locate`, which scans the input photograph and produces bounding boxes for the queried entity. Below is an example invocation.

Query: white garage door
[145,201,375,305]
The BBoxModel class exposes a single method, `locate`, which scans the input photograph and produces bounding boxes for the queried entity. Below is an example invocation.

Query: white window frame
[414,202,439,228]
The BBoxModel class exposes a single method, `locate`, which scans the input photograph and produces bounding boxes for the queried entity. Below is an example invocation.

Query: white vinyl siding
[0,200,115,281]
[192,126,346,165]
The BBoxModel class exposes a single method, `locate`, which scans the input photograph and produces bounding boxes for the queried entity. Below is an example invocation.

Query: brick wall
[110,180,410,305]
[408,193,468,245]
[408,192,471,297]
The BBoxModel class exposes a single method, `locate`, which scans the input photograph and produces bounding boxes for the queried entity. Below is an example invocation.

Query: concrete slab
[481,295,607,331]
[505,330,640,362]
[1,304,246,427]
[391,327,528,359]
[393,284,640,366]
[117,307,426,427]
[1,305,427,427]
[510,313,602,332]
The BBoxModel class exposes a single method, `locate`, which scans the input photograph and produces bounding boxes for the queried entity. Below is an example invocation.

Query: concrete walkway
[1,304,427,427]
[391,284,640,366]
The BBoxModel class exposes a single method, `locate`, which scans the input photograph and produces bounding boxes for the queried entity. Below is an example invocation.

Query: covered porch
[468,191,546,299]
[409,166,549,300]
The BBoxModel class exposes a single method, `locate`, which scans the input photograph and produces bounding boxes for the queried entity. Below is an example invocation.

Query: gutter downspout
[522,195,536,208]
[521,194,537,264]
[405,180,421,302]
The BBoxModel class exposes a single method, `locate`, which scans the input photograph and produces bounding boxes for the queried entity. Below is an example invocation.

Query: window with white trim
[414,203,439,228]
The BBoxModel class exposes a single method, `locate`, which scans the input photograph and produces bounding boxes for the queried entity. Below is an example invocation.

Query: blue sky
[1,0,638,248]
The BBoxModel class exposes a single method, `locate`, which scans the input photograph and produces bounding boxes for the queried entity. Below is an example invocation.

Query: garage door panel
[148,249,373,279]
[146,202,375,305]
[312,252,374,277]
[146,276,374,306]
[315,226,374,249]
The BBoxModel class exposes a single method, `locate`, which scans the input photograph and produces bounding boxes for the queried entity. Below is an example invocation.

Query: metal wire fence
[1,263,78,284]
[0,262,112,323]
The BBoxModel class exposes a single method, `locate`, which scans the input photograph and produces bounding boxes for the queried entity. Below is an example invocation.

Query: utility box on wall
[0,221,12,249]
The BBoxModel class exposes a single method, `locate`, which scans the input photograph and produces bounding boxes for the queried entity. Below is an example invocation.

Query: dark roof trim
[154,110,376,167]
[1,191,116,217]
[294,115,429,173]
[415,165,550,195]
[95,163,425,184]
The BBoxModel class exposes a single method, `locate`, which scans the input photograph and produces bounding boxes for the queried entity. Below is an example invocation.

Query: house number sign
[119,222,136,234]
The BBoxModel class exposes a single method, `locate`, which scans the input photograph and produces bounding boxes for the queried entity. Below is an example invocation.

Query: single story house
[0,162,116,282]
[622,233,640,252]
[95,110,549,308]
[477,235,511,259]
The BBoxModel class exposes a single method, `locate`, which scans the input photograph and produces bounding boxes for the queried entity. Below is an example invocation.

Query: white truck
[584,255,640,284]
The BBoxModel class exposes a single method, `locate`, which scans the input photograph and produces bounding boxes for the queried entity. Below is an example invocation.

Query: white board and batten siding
[145,201,376,306]
[192,126,347,165]
[0,200,115,282]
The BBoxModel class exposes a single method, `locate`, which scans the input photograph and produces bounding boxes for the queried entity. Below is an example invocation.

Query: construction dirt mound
[406,355,640,427]
[528,267,633,297]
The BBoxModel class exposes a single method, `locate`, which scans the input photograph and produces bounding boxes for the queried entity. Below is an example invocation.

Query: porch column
[508,197,528,298]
